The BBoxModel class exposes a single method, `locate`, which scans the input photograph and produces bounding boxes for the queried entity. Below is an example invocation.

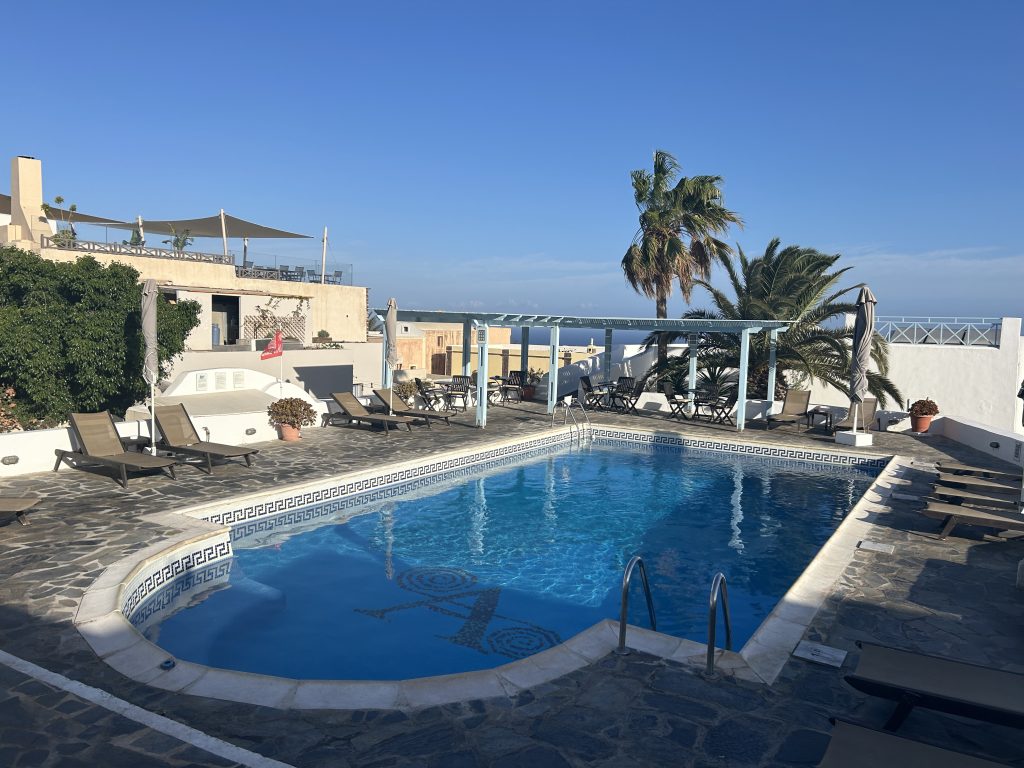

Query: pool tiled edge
[74,424,898,710]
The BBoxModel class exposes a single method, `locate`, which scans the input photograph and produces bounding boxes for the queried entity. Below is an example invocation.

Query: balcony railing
[40,236,354,285]
[42,235,234,265]
[877,316,1002,347]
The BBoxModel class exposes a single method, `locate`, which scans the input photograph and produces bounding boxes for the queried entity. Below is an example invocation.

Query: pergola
[373,309,791,431]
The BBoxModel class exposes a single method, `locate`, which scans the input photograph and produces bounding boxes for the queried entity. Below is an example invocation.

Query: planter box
[834,430,873,447]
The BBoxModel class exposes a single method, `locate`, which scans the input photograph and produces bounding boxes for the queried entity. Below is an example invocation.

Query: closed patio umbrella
[385,298,401,414]
[849,286,877,433]
[141,279,160,454]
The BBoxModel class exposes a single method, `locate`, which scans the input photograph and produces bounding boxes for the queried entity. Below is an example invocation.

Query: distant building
[1,156,368,351]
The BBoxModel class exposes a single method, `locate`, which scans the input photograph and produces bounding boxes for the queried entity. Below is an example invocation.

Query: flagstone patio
[0,403,1021,767]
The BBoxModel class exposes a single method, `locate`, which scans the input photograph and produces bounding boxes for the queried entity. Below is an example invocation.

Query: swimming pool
[133,439,876,681]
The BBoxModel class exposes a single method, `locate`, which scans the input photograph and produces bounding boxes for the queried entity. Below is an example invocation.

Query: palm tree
[646,239,902,407]
[622,150,742,366]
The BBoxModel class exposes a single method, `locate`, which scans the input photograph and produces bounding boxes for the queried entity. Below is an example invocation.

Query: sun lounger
[921,498,1024,538]
[930,484,1019,508]
[329,392,413,435]
[818,720,1005,768]
[844,641,1024,731]
[766,389,811,430]
[55,412,178,488]
[936,461,1022,481]
[372,388,454,427]
[154,404,258,473]
[0,497,39,525]
[935,471,1018,492]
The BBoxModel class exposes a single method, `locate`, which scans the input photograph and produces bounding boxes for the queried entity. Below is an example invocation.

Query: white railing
[42,236,235,265]
[877,316,1002,347]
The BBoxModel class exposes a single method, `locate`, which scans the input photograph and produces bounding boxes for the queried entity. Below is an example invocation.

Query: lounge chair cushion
[819,720,1005,768]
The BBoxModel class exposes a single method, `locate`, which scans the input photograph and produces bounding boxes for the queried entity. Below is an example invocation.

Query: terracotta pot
[521,385,536,401]
[910,414,933,433]
[278,424,302,441]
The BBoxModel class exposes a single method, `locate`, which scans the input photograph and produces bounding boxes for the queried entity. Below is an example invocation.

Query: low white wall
[931,416,1024,469]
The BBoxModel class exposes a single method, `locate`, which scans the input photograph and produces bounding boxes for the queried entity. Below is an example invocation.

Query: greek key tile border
[121,538,232,620]
[128,559,234,631]
[589,428,889,469]
[201,430,576,529]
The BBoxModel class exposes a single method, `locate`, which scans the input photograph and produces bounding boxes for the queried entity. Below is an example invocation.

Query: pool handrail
[705,571,733,677]
[615,555,657,655]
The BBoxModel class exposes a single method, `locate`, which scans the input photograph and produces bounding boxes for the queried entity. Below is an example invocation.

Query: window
[437,335,444,347]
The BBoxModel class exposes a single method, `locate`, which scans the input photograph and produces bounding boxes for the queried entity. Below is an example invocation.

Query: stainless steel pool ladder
[615,555,657,655]
[704,572,733,677]
[550,393,590,444]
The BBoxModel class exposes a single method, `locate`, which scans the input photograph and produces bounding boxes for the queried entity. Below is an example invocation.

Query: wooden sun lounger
[0,497,39,526]
[55,412,178,488]
[329,392,413,435]
[921,498,1024,538]
[372,388,455,427]
[936,461,1022,481]
[935,471,1019,492]
[154,404,258,474]
[845,642,1024,731]
[818,720,1006,768]
[931,484,1019,508]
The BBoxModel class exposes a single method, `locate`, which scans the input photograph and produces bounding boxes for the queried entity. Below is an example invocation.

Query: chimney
[3,156,50,251]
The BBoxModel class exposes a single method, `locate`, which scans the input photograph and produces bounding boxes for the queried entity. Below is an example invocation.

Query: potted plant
[267,397,317,441]
[521,368,544,401]
[908,398,939,433]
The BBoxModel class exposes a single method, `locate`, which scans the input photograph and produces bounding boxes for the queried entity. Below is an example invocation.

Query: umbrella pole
[149,381,157,455]
[852,403,859,434]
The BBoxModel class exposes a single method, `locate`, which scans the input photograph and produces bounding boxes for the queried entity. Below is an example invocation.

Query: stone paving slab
[0,403,1022,766]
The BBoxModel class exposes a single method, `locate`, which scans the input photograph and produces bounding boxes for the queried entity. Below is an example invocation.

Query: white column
[604,328,613,383]
[688,337,698,394]
[547,325,560,414]
[766,328,779,415]
[520,326,530,374]
[475,323,489,428]
[736,328,753,431]
[461,321,472,376]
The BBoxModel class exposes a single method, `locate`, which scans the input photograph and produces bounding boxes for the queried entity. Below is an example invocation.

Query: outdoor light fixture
[1,456,17,465]
[989,441,1000,449]
[245,427,257,436]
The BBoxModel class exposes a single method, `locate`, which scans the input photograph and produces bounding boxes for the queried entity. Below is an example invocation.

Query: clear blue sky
[5,1,1022,320]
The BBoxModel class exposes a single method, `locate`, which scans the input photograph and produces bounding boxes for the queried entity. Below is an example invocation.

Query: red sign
[260,331,283,360]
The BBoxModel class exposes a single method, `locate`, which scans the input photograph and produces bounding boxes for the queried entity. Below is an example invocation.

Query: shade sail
[1,193,129,226]
[100,211,311,239]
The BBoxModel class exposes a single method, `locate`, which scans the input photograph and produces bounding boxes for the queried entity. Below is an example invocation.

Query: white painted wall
[805,317,1023,436]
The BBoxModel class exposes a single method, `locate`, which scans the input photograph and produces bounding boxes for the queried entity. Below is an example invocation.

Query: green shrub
[0,246,201,428]
[267,397,317,428]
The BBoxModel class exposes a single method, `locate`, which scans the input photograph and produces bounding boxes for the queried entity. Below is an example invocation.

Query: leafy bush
[392,380,417,402]
[0,246,201,429]
[267,397,317,428]
[909,398,939,417]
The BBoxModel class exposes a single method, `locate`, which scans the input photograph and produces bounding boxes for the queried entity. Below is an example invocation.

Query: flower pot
[521,385,536,401]
[910,415,933,433]
[278,424,302,441]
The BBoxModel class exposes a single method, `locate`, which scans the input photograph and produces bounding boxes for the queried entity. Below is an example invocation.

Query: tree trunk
[656,293,668,368]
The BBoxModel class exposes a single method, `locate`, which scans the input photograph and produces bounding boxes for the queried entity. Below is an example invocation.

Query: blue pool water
[138,443,875,680]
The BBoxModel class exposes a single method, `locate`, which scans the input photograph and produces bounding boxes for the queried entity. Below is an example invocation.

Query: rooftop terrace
[0,405,1021,767]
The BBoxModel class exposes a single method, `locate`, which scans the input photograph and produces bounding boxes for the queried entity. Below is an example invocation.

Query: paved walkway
[0,404,1021,766]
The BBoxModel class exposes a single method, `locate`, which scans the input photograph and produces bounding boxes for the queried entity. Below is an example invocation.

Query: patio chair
[328,392,413,435]
[831,398,877,433]
[706,394,737,425]
[372,388,455,427]
[154,404,258,474]
[661,381,691,421]
[500,370,526,404]
[446,375,473,412]
[415,378,448,411]
[606,376,636,411]
[579,376,608,410]
[844,641,1024,731]
[305,268,318,282]
[471,372,502,404]
[0,497,39,526]
[609,379,644,414]
[920,497,1024,539]
[818,720,1005,768]
[766,389,812,430]
[54,412,178,488]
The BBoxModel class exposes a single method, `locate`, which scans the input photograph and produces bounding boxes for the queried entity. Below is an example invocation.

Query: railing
[42,236,234,265]
[615,555,657,655]
[705,572,733,677]
[876,316,1002,347]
